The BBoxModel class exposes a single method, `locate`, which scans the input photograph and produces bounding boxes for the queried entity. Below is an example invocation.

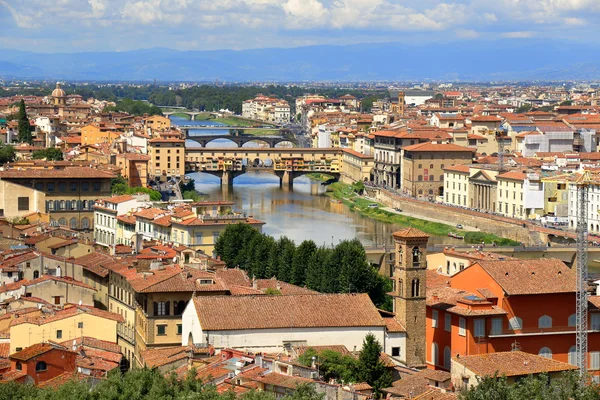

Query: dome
[52,82,66,98]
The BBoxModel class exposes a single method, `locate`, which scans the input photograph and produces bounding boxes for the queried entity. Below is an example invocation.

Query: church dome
[52,82,66,98]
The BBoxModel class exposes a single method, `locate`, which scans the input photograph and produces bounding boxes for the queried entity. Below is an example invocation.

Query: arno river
[175,116,463,249]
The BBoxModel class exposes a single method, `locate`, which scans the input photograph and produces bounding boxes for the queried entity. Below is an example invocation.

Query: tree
[275,236,296,282]
[305,246,330,292]
[283,383,325,400]
[357,334,392,398]
[0,145,15,164]
[515,103,532,114]
[298,348,359,383]
[32,148,63,161]
[214,223,261,268]
[291,240,317,285]
[17,99,33,144]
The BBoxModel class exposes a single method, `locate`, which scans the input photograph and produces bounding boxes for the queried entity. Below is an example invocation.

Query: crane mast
[575,180,589,376]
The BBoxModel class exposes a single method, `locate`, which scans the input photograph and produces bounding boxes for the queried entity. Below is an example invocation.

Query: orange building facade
[426,259,600,382]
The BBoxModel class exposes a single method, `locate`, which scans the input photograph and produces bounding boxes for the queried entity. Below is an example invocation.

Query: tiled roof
[402,142,474,152]
[384,317,406,333]
[60,337,120,354]
[384,369,450,398]
[102,195,134,204]
[413,390,457,400]
[193,293,385,331]
[25,275,96,291]
[0,344,9,359]
[0,167,116,179]
[496,171,527,181]
[10,343,69,361]
[47,239,78,250]
[116,214,136,225]
[474,258,576,295]
[443,164,470,173]
[255,278,318,295]
[10,304,124,327]
[141,346,190,368]
[392,227,430,239]
[455,351,577,377]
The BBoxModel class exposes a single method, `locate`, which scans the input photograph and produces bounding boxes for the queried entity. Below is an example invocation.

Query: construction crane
[495,129,508,172]
[543,170,593,377]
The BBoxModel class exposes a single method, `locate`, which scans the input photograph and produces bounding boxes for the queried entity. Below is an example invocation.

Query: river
[174,116,463,249]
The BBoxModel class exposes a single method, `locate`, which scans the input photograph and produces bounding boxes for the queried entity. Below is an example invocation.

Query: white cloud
[501,31,535,38]
[455,28,480,38]
[564,17,586,25]
[483,12,497,22]
[283,0,327,20]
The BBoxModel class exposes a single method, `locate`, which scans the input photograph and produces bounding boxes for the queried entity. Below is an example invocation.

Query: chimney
[252,277,257,290]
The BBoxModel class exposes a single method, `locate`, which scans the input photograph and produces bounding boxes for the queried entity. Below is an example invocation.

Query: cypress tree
[17,99,33,144]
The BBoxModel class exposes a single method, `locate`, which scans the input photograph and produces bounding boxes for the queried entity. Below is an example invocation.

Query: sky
[0,0,599,53]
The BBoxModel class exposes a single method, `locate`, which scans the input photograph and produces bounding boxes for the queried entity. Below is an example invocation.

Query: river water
[174,116,464,249]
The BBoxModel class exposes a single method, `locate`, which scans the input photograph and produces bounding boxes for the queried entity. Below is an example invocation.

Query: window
[54,296,61,305]
[445,313,451,332]
[56,329,62,339]
[93,182,101,191]
[592,352,600,370]
[70,182,77,192]
[539,347,552,359]
[491,318,503,335]
[157,325,166,336]
[417,175,423,181]
[47,183,55,192]
[15,362,22,371]
[444,346,451,369]
[17,197,29,211]
[35,361,47,372]
[474,318,485,337]
[459,317,466,336]
[591,314,600,330]
[81,182,89,191]
[432,310,438,328]
[509,316,522,331]
[431,342,438,365]
[154,301,170,316]
[78,322,83,329]
[33,270,39,279]
[412,246,421,266]
[69,218,77,229]
[411,278,420,297]
[177,324,183,335]
[569,346,578,366]
[538,315,552,329]
[392,347,400,357]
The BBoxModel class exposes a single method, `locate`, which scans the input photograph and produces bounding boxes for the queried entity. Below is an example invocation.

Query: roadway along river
[174,116,463,248]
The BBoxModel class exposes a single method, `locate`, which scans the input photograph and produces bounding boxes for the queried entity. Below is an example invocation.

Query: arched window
[453,262,457,272]
[412,246,421,266]
[60,200,65,210]
[568,314,577,327]
[428,189,434,195]
[71,200,77,210]
[81,217,90,230]
[439,175,444,181]
[538,315,552,329]
[441,164,445,169]
[444,346,451,369]
[83,200,88,209]
[175,300,187,315]
[418,164,422,169]
[48,201,54,211]
[188,333,194,346]
[411,278,420,297]
[33,270,39,279]
[431,342,438,365]
[539,347,552,359]
[430,164,434,169]
[58,218,66,226]
[54,200,60,211]
[69,218,77,229]
[509,316,522,331]
[35,361,47,372]
[568,345,578,366]
[418,189,423,195]
[418,175,423,181]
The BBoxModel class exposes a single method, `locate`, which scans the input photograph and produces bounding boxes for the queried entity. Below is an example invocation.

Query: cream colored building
[143,115,171,134]
[9,304,123,354]
[148,137,185,181]
[496,171,545,220]
[443,165,470,207]
[0,181,45,220]
[23,275,96,307]
[340,149,374,184]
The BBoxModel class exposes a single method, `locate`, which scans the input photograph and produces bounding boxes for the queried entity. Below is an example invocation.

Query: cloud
[455,29,480,38]
[564,17,586,25]
[483,12,497,22]
[501,31,535,38]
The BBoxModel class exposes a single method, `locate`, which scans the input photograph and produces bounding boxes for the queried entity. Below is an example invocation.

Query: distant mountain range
[2,40,600,82]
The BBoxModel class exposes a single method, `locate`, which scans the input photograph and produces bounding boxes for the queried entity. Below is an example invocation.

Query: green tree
[0,145,15,164]
[275,236,296,282]
[17,99,33,144]
[305,246,330,292]
[515,103,532,114]
[214,223,262,268]
[560,100,573,106]
[291,240,317,285]
[32,148,63,161]
[283,383,325,400]
[298,348,359,383]
[357,334,392,398]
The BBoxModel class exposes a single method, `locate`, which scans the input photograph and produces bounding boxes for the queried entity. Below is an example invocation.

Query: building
[143,115,171,134]
[115,153,150,188]
[451,351,576,391]
[94,195,149,248]
[372,130,404,188]
[401,143,474,198]
[81,123,123,146]
[340,149,374,184]
[242,95,290,124]
[9,304,124,354]
[0,180,46,220]
[148,137,185,181]
[496,171,544,220]
[181,293,403,355]
[389,228,429,367]
[22,275,96,307]
[426,258,600,381]
[0,166,115,231]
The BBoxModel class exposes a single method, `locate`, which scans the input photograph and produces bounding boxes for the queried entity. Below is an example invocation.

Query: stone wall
[375,188,542,245]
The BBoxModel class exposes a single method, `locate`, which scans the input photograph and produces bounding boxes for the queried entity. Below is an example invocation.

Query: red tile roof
[454,351,576,377]
[402,142,474,152]
[10,304,124,327]
[0,167,116,179]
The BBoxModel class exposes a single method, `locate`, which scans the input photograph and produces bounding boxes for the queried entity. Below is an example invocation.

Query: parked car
[394,207,402,212]
[456,224,464,229]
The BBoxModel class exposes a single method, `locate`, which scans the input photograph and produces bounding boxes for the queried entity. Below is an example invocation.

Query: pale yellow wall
[497,179,524,218]
[55,243,94,258]
[0,180,45,219]
[10,312,119,354]
[444,171,470,207]
[24,280,95,307]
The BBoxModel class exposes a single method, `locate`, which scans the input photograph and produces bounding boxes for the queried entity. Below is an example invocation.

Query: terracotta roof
[10,342,71,361]
[403,142,474,153]
[0,343,8,359]
[0,167,115,179]
[384,317,406,333]
[102,195,134,204]
[496,171,527,181]
[413,390,457,400]
[25,275,96,292]
[193,293,385,331]
[473,259,576,295]
[255,278,318,295]
[47,239,78,250]
[392,227,430,239]
[141,346,190,368]
[455,351,576,377]
[116,214,136,225]
[10,304,124,327]
[443,164,470,173]
[384,369,451,398]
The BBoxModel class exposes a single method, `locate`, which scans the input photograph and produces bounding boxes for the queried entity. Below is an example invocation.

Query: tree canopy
[32,148,63,161]
[213,224,392,310]
[104,98,163,116]
[17,99,33,145]
[111,175,161,201]
[0,145,15,164]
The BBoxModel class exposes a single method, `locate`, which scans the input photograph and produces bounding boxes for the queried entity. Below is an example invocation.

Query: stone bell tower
[391,227,428,367]
[398,91,405,116]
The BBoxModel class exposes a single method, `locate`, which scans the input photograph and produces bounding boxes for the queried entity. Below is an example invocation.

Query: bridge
[185,147,342,187]
[186,133,296,148]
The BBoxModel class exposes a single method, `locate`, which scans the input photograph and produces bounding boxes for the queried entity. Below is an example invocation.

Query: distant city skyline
[1,0,600,53]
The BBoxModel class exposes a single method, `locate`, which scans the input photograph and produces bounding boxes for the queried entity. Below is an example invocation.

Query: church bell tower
[391,227,428,367]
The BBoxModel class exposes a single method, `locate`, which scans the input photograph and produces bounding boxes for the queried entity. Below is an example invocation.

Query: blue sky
[0,0,598,52]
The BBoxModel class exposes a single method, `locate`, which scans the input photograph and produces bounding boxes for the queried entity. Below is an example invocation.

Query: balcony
[489,325,582,338]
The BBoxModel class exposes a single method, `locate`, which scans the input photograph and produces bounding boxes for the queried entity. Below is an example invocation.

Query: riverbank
[193,115,276,136]
[170,112,191,120]
[326,183,520,246]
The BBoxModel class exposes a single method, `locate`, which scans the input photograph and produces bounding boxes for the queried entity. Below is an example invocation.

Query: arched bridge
[186,134,297,148]
[185,147,342,187]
